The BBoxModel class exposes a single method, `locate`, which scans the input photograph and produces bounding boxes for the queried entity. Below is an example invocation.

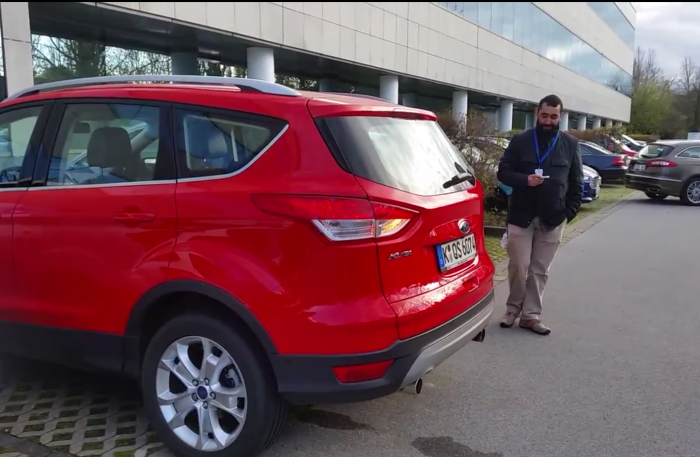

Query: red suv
[0,75,495,457]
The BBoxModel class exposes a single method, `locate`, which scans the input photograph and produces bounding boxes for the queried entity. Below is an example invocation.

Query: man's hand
[527,174,545,187]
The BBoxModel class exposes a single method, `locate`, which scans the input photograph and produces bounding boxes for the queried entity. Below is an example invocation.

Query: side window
[174,108,286,179]
[677,147,700,159]
[47,103,162,187]
[0,106,42,183]
[578,145,591,155]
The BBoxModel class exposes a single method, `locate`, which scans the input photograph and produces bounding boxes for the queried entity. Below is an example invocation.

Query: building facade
[0,2,635,130]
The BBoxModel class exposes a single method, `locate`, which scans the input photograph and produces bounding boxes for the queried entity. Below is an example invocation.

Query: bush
[436,110,508,200]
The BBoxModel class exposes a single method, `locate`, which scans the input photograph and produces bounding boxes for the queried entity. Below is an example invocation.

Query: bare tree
[676,57,698,95]
[633,48,666,89]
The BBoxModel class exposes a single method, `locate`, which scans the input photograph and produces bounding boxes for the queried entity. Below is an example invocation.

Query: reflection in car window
[677,147,700,159]
[47,103,161,187]
[640,144,675,159]
[174,108,285,179]
[324,116,474,196]
[0,106,42,184]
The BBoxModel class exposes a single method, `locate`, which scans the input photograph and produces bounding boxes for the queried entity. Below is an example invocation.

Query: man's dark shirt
[496,127,583,229]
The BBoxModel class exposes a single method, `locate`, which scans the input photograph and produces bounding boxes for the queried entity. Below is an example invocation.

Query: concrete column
[605,119,614,128]
[525,111,535,130]
[452,90,469,125]
[1,2,33,97]
[485,111,498,130]
[171,52,199,76]
[379,75,399,104]
[402,93,418,108]
[247,47,275,82]
[577,115,587,131]
[498,99,514,132]
[592,117,602,129]
[560,111,569,131]
[318,78,336,92]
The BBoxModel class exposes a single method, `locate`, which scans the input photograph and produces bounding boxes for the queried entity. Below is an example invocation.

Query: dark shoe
[500,312,520,328]
[519,319,551,335]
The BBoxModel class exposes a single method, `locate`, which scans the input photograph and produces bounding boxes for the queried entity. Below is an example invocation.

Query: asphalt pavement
[263,194,700,457]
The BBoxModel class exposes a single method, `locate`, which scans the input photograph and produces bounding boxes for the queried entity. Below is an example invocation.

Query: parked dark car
[579,141,629,181]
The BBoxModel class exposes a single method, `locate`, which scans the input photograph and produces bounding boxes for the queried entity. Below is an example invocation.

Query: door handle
[113,212,155,224]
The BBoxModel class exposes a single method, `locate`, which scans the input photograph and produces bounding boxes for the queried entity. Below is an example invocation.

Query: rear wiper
[442,172,475,189]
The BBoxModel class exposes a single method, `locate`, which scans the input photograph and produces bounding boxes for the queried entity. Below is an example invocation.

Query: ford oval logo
[458,219,470,233]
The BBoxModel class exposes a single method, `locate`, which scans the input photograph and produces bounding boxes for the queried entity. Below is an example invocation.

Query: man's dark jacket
[496,128,583,229]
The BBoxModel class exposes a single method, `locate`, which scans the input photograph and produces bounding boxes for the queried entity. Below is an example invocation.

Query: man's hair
[538,94,563,111]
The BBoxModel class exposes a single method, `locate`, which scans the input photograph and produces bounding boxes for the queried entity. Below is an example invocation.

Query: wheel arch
[123,280,279,378]
[682,173,700,186]
[680,174,700,204]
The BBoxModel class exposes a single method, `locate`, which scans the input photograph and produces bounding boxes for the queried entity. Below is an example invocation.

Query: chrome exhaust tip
[472,329,486,342]
[401,378,423,395]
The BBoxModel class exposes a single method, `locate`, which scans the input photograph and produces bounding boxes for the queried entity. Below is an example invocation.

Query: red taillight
[332,360,393,383]
[612,155,628,166]
[251,195,417,241]
[647,160,676,167]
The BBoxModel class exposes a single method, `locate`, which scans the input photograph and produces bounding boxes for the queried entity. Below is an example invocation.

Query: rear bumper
[625,173,682,196]
[270,288,495,404]
[599,167,627,181]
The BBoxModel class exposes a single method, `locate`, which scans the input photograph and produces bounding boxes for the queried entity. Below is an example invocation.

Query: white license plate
[633,163,646,171]
[437,233,477,272]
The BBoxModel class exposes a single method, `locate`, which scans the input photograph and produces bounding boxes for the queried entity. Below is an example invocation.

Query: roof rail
[6,75,302,101]
[338,93,393,103]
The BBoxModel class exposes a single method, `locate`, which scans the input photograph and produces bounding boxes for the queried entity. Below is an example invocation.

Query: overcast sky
[634,2,700,77]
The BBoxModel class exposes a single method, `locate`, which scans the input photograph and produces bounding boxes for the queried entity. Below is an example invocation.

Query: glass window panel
[435,2,633,96]
[491,1,504,36]
[501,2,514,43]
[477,2,492,31]
[463,2,478,23]
[512,2,525,46]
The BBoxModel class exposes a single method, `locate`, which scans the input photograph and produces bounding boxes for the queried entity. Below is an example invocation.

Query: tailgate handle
[464,276,479,292]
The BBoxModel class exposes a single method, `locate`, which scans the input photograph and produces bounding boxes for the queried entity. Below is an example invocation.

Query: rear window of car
[581,142,613,154]
[640,143,675,158]
[319,116,474,196]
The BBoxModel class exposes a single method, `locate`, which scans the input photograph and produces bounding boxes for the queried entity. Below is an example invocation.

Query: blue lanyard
[533,129,560,166]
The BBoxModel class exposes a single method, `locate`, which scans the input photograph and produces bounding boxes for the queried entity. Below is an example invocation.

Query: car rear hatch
[629,143,676,176]
[309,98,491,339]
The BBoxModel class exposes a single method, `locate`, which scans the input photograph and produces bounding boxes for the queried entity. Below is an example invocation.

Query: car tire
[680,178,700,206]
[141,311,288,457]
[644,191,668,200]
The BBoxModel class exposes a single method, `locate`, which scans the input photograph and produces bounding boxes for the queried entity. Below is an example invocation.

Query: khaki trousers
[505,218,566,321]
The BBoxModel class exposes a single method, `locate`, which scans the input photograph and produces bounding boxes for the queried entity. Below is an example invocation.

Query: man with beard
[496,94,583,335]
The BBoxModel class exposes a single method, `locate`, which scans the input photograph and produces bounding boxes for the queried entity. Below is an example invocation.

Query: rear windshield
[320,116,474,196]
[581,142,613,154]
[640,143,675,158]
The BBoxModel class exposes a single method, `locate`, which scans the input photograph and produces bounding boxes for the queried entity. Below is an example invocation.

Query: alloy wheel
[156,336,247,451]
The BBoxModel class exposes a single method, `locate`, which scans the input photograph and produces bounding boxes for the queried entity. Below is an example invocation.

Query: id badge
[534,168,543,176]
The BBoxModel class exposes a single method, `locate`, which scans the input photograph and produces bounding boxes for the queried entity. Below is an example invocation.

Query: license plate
[633,163,646,172]
[436,233,477,272]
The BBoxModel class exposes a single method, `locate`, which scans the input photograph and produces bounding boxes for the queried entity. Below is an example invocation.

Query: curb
[0,430,73,457]
[484,226,507,237]
[492,191,639,283]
